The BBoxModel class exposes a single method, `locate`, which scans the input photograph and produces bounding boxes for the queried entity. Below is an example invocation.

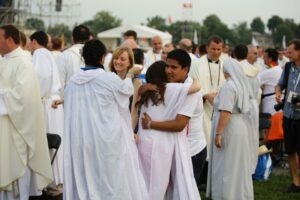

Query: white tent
[97,24,172,50]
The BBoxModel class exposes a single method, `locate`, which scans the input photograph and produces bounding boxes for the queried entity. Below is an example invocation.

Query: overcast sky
[77,0,300,28]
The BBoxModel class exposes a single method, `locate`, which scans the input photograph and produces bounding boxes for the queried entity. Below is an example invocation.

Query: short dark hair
[123,30,137,41]
[265,48,279,62]
[72,25,90,44]
[51,37,62,50]
[30,31,48,47]
[199,44,207,55]
[0,24,20,44]
[132,48,144,65]
[207,35,223,46]
[82,39,106,69]
[167,49,191,71]
[234,44,248,60]
[288,39,300,51]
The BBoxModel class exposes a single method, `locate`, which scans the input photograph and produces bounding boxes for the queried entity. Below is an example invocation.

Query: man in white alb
[0,24,53,200]
[145,35,162,70]
[189,35,226,160]
[56,25,90,91]
[29,30,64,194]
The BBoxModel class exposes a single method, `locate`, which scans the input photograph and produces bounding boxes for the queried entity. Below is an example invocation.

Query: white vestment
[0,47,53,199]
[63,68,148,200]
[138,83,201,200]
[258,65,283,115]
[55,44,85,91]
[144,50,161,72]
[32,48,64,185]
[189,56,225,158]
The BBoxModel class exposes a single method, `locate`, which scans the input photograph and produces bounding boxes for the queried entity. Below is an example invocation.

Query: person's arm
[141,112,190,132]
[214,110,231,148]
[131,79,142,130]
[203,92,218,104]
[275,85,283,104]
[188,79,201,94]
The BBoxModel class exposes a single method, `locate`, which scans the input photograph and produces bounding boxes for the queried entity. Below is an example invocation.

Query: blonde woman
[109,47,143,132]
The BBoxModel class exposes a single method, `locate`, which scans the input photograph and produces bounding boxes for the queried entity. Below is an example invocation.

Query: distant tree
[146,16,168,31]
[273,24,293,47]
[232,22,252,45]
[83,11,122,35]
[25,18,45,31]
[250,17,265,34]
[47,24,71,45]
[202,14,234,45]
[284,18,300,38]
[267,15,284,33]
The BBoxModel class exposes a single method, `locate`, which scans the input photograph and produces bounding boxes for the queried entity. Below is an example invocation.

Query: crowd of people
[0,23,300,200]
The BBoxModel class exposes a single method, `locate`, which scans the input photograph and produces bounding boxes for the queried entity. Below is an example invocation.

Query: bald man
[145,35,162,70]
[179,38,197,60]
[161,43,174,62]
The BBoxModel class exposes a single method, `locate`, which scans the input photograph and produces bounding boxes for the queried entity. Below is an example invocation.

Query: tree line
[24,11,300,47]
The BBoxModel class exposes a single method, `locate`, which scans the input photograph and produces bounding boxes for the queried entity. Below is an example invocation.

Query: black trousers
[192,147,207,186]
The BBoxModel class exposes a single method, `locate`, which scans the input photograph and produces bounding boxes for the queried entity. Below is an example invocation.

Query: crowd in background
[1,23,300,200]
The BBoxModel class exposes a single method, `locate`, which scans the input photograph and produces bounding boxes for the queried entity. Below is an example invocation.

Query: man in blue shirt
[275,39,300,193]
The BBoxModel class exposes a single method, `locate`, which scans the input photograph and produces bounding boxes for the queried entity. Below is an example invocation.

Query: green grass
[200,174,300,200]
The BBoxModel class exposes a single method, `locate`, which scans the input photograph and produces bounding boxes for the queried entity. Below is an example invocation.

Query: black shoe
[286,184,300,193]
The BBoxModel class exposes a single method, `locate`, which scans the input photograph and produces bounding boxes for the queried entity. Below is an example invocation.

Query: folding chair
[46,133,62,165]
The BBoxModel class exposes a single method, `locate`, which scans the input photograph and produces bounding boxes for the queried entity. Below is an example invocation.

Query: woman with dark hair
[136,61,201,200]
[62,39,148,200]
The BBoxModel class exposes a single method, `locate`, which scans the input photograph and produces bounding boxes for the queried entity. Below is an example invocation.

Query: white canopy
[97,24,172,50]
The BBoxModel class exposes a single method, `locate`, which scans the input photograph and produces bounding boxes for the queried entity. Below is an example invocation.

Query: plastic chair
[46,133,61,165]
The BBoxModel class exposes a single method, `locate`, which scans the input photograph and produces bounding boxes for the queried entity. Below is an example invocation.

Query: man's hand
[128,65,143,76]
[204,92,218,105]
[51,99,64,109]
[275,86,282,104]
[141,112,152,129]
[215,134,222,148]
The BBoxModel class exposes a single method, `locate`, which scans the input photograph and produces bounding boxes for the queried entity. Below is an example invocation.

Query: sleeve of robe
[217,83,236,113]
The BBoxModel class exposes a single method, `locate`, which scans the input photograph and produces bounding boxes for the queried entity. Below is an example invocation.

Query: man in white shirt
[145,35,162,69]
[0,24,53,200]
[142,49,206,190]
[56,25,90,91]
[259,48,283,114]
[29,30,64,194]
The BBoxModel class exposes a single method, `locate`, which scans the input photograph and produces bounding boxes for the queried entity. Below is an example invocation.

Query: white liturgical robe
[63,68,148,200]
[0,47,53,199]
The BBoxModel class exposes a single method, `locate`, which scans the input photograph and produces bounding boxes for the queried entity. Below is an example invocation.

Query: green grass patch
[200,174,300,200]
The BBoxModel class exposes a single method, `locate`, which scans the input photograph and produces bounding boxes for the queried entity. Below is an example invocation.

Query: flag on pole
[282,35,286,49]
[251,36,258,47]
[193,30,198,44]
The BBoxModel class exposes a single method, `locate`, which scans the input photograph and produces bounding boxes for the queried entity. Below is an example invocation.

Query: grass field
[200,173,300,200]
